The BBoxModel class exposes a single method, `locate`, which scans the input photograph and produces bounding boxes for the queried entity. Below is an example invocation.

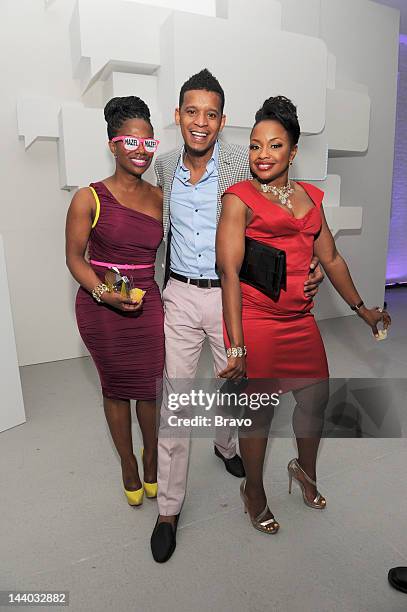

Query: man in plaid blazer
[150,69,323,563]
[157,140,250,249]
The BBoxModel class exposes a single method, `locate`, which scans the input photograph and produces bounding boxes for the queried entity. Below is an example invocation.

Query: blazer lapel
[217,140,235,224]
[163,148,182,240]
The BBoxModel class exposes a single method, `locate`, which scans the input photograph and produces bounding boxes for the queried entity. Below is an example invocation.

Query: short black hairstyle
[104,96,153,140]
[179,68,225,113]
[254,96,300,145]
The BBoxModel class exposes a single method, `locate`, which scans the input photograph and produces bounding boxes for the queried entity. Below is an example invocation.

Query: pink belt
[90,259,154,270]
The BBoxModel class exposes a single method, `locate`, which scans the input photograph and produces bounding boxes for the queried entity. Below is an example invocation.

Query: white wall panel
[103,73,159,111]
[159,10,327,132]
[1,227,87,365]
[290,134,328,180]
[58,105,112,190]
[278,0,320,37]
[17,96,60,150]
[70,0,171,91]
[317,0,399,319]
[222,0,281,27]
[326,87,371,152]
[302,175,362,236]
[0,236,25,433]
[324,205,363,237]
[327,53,336,89]
[307,175,342,207]
[129,0,216,16]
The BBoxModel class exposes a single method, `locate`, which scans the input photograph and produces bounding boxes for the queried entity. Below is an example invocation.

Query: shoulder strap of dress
[222,180,259,212]
[223,180,250,199]
[89,185,101,228]
[297,182,324,209]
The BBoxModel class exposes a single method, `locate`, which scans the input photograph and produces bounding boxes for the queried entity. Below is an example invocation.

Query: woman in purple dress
[66,96,164,507]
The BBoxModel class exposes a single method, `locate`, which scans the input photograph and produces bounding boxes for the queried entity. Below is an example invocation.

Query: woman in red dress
[66,97,164,507]
[216,96,391,533]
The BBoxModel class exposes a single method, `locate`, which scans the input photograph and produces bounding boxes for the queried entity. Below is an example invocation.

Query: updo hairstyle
[253,95,300,145]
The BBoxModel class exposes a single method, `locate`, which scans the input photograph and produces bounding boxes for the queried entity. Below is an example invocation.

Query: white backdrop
[0,0,400,366]
[0,236,25,432]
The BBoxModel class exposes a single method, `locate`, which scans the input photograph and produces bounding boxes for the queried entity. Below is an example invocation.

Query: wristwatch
[350,300,365,312]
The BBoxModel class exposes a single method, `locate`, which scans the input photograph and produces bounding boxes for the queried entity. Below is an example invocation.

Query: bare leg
[292,380,329,501]
[103,397,141,491]
[238,404,274,520]
[136,399,158,484]
[238,438,268,515]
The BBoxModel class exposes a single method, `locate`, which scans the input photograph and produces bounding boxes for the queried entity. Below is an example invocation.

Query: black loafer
[214,446,245,478]
[388,567,407,594]
[150,515,180,563]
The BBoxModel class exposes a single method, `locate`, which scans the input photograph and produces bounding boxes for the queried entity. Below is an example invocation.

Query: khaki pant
[157,278,237,516]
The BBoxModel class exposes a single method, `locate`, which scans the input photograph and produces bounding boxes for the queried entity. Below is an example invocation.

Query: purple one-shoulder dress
[75,181,164,401]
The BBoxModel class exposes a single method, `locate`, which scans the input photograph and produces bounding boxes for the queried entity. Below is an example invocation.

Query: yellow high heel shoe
[240,480,279,534]
[144,481,158,498]
[124,486,144,507]
[141,448,158,499]
[287,458,326,509]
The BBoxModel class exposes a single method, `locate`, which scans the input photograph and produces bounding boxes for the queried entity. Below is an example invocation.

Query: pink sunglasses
[111,135,160,154]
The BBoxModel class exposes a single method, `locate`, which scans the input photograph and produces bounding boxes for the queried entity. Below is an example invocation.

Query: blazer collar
[218,139,235,165]
[167,146,183,177]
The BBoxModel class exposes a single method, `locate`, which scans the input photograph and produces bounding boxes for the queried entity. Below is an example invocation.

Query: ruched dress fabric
[223,180,329,384]
[75,181,164,400]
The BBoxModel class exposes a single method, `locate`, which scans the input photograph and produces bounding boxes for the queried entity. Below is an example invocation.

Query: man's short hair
[179,68,225,113]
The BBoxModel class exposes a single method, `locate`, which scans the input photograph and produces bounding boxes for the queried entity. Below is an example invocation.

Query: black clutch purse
[239,236,286,299]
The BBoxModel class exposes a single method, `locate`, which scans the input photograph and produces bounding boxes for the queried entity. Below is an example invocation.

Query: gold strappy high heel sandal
[287,458,326,509]
[240,480,279,534]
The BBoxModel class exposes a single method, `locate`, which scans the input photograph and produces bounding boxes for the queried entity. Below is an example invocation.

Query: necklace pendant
[257,179,294,207]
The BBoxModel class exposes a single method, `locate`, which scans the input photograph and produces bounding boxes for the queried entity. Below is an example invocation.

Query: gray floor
[1,289,407,612]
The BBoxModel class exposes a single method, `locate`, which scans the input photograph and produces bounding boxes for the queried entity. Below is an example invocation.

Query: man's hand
[304,256,324,298]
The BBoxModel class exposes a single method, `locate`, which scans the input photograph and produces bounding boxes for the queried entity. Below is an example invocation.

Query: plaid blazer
[155,139,251,242]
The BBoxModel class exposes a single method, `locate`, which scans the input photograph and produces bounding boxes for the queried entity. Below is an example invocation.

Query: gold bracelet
[226,346,247,358]
[92,283,110,303]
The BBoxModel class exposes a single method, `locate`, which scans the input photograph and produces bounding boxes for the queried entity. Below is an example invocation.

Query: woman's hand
[101,290,144,312]
[304,256,325,298]
[358,306,391,339]
[218,356,246,381]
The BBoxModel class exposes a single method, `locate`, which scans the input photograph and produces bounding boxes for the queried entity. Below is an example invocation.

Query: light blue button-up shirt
[169,142,219,279]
